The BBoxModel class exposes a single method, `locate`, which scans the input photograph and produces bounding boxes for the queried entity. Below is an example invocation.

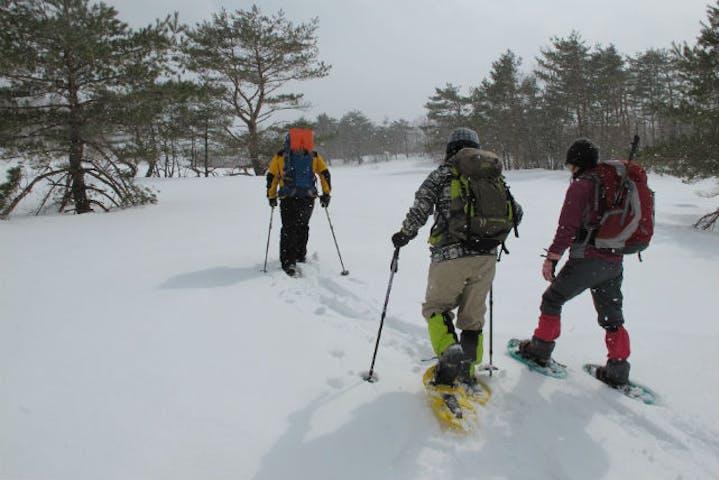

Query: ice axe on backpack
[615,134,640,206]
[618,133,641,216]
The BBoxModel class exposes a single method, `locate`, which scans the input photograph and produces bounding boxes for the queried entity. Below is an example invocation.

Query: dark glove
[269,197,277,208]
[541,251,561,281]
[320,194,330,208]
[392,230,412,248]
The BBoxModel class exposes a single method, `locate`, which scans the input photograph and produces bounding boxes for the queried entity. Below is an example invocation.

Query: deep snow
[1,157,717,480]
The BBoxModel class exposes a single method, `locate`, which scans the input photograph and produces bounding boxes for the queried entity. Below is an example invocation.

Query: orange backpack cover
[289,128,314,152]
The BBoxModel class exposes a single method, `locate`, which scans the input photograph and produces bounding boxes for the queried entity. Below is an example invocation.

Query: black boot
[434,344,464,386]
[595,359,630,386]
[518,336,555,367]
[282,263,297,277]
[457,330,482,385]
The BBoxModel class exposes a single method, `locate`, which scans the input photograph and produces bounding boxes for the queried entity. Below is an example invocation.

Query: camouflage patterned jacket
[399,161,522,262]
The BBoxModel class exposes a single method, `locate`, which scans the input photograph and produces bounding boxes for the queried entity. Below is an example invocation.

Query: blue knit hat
[446,127,480,155]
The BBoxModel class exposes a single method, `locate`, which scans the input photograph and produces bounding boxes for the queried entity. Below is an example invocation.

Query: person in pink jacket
[518,138,631,386]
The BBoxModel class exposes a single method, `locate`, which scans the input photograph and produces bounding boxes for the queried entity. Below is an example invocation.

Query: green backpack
[430,148,518,251]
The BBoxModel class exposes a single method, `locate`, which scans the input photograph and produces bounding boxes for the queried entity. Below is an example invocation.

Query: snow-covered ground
[1,157,717,480]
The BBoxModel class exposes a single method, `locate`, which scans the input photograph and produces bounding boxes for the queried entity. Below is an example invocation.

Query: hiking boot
[457,330,483,386]
[458,359,488,396]
[282,264,297,277]
[518,336,555,367]
[595,359,630,386]
[433,344,464,386]
[457,359,479,386]
[457,359,472,383]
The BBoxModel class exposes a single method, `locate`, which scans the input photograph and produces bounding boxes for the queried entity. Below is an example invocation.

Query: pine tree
[337,110,375,164]
[183,6,330,175]
[651,1,719,180]
[385,119,415,158]
[626,49,680,146]
[118,81,233,178]
[589,44,631,156]
[649,1,719,228]
[313,113,340,161]
[535,31,593,143]
[472,50,526,168]
[423,83,472,153]
[0,0,172,216]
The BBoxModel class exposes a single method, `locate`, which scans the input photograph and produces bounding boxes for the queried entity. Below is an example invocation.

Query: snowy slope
[1,158,717,480]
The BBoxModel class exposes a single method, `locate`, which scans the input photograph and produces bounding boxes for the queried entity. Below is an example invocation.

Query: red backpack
[588,159,655,255]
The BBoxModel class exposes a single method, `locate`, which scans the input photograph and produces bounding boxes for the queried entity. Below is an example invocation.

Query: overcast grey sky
[106,0,712,123]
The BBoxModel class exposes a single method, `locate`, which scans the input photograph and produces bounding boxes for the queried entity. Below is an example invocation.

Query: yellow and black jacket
[266,150,331,200]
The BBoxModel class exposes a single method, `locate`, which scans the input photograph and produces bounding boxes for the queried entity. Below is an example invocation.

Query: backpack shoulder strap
[496,177,520,238]
[578,171,604,213]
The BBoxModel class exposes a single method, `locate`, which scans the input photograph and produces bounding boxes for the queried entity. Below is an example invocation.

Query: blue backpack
[279,146,318,198]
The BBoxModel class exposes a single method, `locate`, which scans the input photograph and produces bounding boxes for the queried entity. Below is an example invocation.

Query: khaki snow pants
[421,255,496,331]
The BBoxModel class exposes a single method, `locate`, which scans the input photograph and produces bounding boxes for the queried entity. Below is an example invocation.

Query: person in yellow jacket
[266,130,331,276]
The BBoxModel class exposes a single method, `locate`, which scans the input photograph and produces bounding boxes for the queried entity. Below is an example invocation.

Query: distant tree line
[0,0,716,220]
[423,1,719,186]
[274,112,425,165]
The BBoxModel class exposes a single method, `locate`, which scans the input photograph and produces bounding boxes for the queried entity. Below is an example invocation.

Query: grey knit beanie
[446,127,480,155]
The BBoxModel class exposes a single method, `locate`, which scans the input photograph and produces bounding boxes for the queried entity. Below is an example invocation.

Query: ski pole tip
[361,370,379,383]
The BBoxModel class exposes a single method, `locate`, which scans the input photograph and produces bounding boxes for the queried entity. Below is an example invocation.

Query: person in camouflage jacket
[391,127,523,386]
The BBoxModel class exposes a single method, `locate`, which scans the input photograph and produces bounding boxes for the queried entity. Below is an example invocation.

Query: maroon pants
[535,258,630,360]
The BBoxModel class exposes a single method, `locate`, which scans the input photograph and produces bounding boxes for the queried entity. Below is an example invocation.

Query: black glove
[392,230,412,248]
[320,194,330,208]
[269,197,277,208]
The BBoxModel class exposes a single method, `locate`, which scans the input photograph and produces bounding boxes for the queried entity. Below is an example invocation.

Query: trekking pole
[362,247,400,383]
[488,249,502,376]
[324,207,349,276]
[262,207,275,273]
[489,285,494,377]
